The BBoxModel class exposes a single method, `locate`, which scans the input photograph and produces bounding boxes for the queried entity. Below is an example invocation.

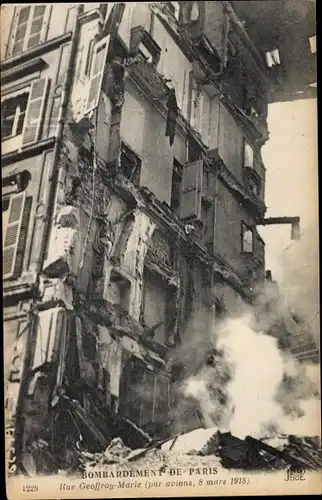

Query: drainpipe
[35,4,84,279]
[13,5,84,473]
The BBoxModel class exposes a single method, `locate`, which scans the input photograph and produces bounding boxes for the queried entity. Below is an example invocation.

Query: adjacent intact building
[1,2,317,473]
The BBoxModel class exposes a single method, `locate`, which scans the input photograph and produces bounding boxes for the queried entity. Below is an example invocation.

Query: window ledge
[3,272,37,301]
[2,137,56,167]
[1,32,72,72]
[1,57,47,85]
[2,136,23,155]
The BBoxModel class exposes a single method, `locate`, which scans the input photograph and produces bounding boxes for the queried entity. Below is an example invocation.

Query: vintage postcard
[2,1,321,498]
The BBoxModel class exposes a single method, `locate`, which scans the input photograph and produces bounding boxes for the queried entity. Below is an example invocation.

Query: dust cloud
[172,283,320,439]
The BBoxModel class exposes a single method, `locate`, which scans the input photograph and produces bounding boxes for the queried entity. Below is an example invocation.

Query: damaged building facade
[1,2,317,473]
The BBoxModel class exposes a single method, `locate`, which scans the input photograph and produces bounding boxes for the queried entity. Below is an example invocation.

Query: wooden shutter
[180,160,203,220]
[84,35,110,115]
[187,71,196,127]
[9,6,50,56]
[26,5,46,50]
[244,141,254,168]
[14,196,32,276]
[22,78,49,146]
[3,192,26,279]
[11,6,31,56]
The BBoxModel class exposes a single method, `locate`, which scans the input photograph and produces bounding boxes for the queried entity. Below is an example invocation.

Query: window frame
[84,35,110,115]
[241,222,254,254]
[309,35,316,54]
[2,191,27,280]
[265,48,281,68]
[243,139,255,169]
[170,159,183,212]
[120,142,142,186]
[7,5,51,58]
[167,2,180,21]
[1,90,30,142]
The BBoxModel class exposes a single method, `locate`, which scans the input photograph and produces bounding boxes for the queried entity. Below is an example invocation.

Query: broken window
[180,158,203,220]
[7,5,50,57]
[3,191,31,279]
[243,94,261,118]
[138,42,153,63]
[243,140,254,168]
[189,2,200,22]
[2,79,49,150]
[119,357,170,435]
[241,222,253,254]
[141,268,175,345]
[309,35,316,54]
[187,136,203,163]
[2,171,31,198]
[265,48,281,68]
[167,2,180,20]
[120,142,142,186]
[201,197,214,246]
[171,159,183,212]
[248,176,261,197]
[136,30,161,66]
[108,270,131,312]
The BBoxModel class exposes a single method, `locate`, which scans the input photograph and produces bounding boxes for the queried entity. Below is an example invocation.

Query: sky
[259,98,319,341]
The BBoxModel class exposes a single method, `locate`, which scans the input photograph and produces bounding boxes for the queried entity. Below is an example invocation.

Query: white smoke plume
[215,314,285,438]
[173,289,321,440]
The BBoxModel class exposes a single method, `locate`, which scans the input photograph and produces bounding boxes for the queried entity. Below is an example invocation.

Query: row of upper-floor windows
[3,3,198,59]
[3,3,265,112]
[119,137,263,249]
[4,4,316,67]
[2,3,268,140]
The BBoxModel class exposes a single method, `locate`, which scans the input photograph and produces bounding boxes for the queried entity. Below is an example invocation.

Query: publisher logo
[285,466,306,482]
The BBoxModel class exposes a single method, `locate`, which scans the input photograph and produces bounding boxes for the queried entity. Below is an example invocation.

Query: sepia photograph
[1,1,320,498]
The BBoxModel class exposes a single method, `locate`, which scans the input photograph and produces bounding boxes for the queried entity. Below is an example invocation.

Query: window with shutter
[21,78,49,147]
[1,92,29,140]
[9,5,51,57]
[180,159,203,220]
[84,35,110,115]
[244,141,254,168]
[3,192,27,279]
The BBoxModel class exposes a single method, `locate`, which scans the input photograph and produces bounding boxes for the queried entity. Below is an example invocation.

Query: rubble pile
[198,430,322,471]
[76,437,223,475]
[72,426,321,475]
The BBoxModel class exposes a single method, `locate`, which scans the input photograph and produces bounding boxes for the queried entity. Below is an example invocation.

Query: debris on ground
[196,429,321,471]
[161,427,221,454]
[73,424,321,474]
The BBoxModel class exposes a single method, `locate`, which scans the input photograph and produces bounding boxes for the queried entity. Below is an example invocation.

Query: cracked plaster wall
[103,209,156,322]
[121,80,186,204]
